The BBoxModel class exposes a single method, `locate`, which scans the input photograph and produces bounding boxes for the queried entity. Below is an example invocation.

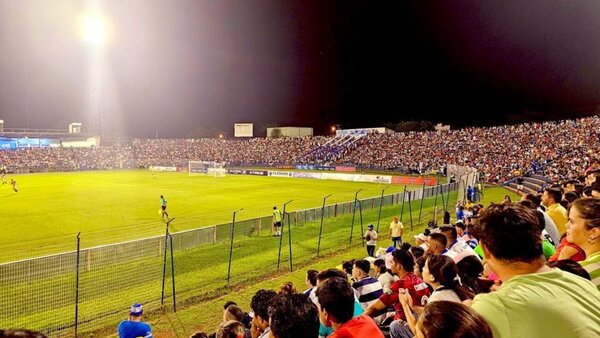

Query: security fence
[0,181,458,337]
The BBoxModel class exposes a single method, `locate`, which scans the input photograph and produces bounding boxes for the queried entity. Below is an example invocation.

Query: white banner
[234,123,253,137]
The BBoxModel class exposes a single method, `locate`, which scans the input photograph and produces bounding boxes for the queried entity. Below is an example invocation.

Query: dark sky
[1,1,599,137]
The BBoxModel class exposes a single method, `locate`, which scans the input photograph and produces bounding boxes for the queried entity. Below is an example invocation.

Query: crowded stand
[1,116,599,186]
[182,161,599,338]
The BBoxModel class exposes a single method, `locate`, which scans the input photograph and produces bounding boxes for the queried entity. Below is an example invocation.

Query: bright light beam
[80,14,108,47]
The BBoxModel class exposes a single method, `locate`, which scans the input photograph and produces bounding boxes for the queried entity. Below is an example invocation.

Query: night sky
[0,1,599,137]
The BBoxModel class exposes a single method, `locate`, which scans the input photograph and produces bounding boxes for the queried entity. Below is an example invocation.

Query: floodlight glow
[80,15,107,46]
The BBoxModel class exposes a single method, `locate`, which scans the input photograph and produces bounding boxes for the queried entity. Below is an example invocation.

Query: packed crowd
[1,116,599,184]
[335,116,600,182]
[109,164,599,338]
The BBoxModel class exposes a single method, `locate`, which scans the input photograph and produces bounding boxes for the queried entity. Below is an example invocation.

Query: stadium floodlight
[79,14,108,47]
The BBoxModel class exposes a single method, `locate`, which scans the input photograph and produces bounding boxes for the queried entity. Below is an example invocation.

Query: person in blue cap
[364,224,378,257]
[117,303,153,338]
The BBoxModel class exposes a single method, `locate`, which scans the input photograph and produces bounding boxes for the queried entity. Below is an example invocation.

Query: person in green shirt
[160,195,168,219]
[272,206,282,236]
[472,203,600,338]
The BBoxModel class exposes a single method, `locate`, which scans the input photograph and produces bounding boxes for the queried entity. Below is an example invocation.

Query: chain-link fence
[0,181,458,337]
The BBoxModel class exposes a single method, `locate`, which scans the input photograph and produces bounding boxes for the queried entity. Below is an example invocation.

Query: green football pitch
[0,170,419,261]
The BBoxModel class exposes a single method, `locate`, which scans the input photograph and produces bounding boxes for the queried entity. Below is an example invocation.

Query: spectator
[117,303,153,338]
[542,188,568,235]
[223,304,245,323]
[351,259,384,310]
[373,258,398,293]
[316,277,384,338]
[565,198,600,289]
[303,269,319,304]
[277,282,297,295]
[315,269,365,338]
[364,249,429,337]
[521,193,561,246]
[216,321,246,338]
[421,255,473,303]
[426,233,458,260]
[547,260,591,281]
[456,255,492,295]
[0,330,47,338]
[413,234,428,250]
[364,224,378,257]
[413,301,492,338]
[471,203,600,337]
[438,226,479,261]
[268,293,319,338]
[249,290,277,338]
[390,216,404,248]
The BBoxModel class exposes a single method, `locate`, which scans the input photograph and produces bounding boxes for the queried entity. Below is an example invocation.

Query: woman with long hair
[566,198,600,289]
[422,255,474,303]
[416,301,493,338]
[456,255,493,295]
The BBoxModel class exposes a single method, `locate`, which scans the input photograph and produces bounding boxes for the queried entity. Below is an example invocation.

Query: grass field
[0,170,418,261]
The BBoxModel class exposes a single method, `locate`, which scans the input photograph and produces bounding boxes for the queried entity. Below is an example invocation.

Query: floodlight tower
[79,8,109,137]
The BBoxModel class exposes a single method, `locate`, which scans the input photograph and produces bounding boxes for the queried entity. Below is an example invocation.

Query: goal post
[189,161,227,177]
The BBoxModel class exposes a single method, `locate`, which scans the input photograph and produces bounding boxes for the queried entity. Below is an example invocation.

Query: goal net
[189,161,227,177]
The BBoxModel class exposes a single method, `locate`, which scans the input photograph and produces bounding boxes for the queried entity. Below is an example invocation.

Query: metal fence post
[286,212,293,272]
[359,200,365,247]
[418,183,425,224]
[349,189,362,245]
[407,190,414,231]
[227,209,242,286]
[161,218,175,305]
[169,234,176,312]
[399,186,407,223]
[74,232,81,337]
[277,200,293,269]
[317,194,331,256]
[377,186,390,233]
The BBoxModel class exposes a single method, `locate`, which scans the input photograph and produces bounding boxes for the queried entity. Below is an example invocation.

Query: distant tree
[270,128,283,138]
[393,120,435,132]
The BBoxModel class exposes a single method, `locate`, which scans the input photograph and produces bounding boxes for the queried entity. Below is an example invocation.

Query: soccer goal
[188,161,227,177]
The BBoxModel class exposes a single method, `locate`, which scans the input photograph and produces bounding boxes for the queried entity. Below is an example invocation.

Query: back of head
[426,255,473,300]
[250,289,277,322]
[0,330,47,338]
[268,293,319,338]
[418,301,493,338]
[410,245,425,259]
[439,225,457,243]
[456,255,488,295]
[315,277,354,325]
[216,321,246,338]
[392,248,415,272]
[224,304,244,322]
[547,259,591,280]
[522,193,542,208]
[306,270,319,287]
[479,204,542,263]
[544,188,562,205]
[373,259,387,274]
[429,233,448,250]
[317,268,347,283]
[341,260,354,275]
[353,259,371,275]
[277,282,297,295]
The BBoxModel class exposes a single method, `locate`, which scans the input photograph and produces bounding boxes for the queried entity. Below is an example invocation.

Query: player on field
[160,195,169,219]
[10,179,18,193]
[273,206,282,236]
[2,173,6,185]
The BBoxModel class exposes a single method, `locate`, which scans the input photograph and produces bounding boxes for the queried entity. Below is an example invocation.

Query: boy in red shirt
[316,277,384,338]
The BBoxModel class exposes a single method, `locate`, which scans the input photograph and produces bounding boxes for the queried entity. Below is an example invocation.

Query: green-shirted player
[160,195,169,219]
[272,206,282,236]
